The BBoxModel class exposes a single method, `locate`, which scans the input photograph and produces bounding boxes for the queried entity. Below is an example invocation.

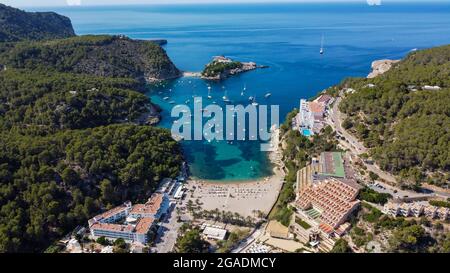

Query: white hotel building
[88,193,169,244]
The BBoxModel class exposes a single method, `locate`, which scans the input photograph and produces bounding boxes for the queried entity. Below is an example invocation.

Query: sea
[30,2,450,182]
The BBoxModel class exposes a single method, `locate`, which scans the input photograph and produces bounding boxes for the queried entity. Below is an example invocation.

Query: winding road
[327,96,449,199]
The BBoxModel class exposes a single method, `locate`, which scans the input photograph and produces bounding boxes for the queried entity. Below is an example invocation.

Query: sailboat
[251,96,258,106]
[241,84,247,96]
[207,85,212,99]
[223,88,230,102]
[320,34,324,55]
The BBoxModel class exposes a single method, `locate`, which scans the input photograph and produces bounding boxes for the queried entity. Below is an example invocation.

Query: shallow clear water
[32,3,450,181]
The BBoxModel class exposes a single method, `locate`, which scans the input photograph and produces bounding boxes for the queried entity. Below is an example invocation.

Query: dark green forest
[202,60,243,78]
[0,69,150,131]
[0,7,184,252]
[0,66,183,253]
[338,45,450,188]
[0,35,180,81]
[0,125,182,252]
[0,4,75,42]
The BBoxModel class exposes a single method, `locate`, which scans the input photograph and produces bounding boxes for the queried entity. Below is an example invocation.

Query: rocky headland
[201,56,268,80]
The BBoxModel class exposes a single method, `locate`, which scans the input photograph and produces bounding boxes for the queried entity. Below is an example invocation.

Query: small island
[201,56,267,80]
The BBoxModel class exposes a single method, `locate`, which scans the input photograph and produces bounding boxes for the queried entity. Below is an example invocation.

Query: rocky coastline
[367,59,399,78]
[201,56,268,81]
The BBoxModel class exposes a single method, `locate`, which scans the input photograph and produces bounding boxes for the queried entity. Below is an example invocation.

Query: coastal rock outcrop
[201,56,267,80]
[367,59,399,78]
[0,4,75,42]
[0,35,181,83]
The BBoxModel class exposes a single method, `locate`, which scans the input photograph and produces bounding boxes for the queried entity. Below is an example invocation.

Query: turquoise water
[302,129,312,137]
[32,3,450,181]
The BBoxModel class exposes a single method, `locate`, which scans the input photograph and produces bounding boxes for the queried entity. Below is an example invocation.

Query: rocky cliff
[367,59,399,78]
[0,4,75,42]
[0,35,181,83]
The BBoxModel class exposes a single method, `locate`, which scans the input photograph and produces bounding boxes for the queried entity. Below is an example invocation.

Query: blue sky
[0,0,440,8]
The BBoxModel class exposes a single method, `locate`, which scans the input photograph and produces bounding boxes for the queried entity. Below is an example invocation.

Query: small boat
[265,93,272,98]
[320,34,324,55]
[169,101,176,104]
[223,89,229,102]
[251,96,258,106]
[241,84,246,96]
[163,97,170,100]
[207,86,212,99]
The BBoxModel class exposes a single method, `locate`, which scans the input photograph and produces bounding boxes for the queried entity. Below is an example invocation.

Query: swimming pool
[302,129,312,137]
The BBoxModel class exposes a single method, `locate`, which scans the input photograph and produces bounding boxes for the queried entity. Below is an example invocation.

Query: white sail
[320,34,324,54]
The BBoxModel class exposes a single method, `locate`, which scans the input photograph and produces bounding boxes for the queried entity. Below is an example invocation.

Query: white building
[130,193,170,220]
[202,226,227,241]
[383,201,449,220]
[89,193,170,244]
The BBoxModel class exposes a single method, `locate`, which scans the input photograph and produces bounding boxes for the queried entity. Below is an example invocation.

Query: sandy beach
[185,128,285,218]
[182,71,202,77]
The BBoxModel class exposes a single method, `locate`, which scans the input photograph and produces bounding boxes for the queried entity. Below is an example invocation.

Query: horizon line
[6,1,448,9]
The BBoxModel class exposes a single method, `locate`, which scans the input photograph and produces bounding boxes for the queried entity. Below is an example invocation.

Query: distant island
[201,56,268,80]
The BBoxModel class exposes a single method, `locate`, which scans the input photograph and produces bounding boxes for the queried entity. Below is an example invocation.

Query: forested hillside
[338,45,450,189]
[0,4,184,252]
[0,4,75,42]
[0,35,181,82]
[0,125,182,252]
[0,69,151,131]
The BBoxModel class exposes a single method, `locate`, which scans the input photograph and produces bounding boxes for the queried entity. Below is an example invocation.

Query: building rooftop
[309,102,325,114]
[203,226,227,240]
[89,202,131,226]
[90,222,134,233]
[316,94,332,104]
[135,217,155,234]
[296,177,360,229]
[130,193,164,216]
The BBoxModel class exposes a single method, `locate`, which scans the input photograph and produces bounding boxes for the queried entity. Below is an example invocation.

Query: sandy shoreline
[185,128,285,218]
[190,172,274,185]
[182,71,202,78]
